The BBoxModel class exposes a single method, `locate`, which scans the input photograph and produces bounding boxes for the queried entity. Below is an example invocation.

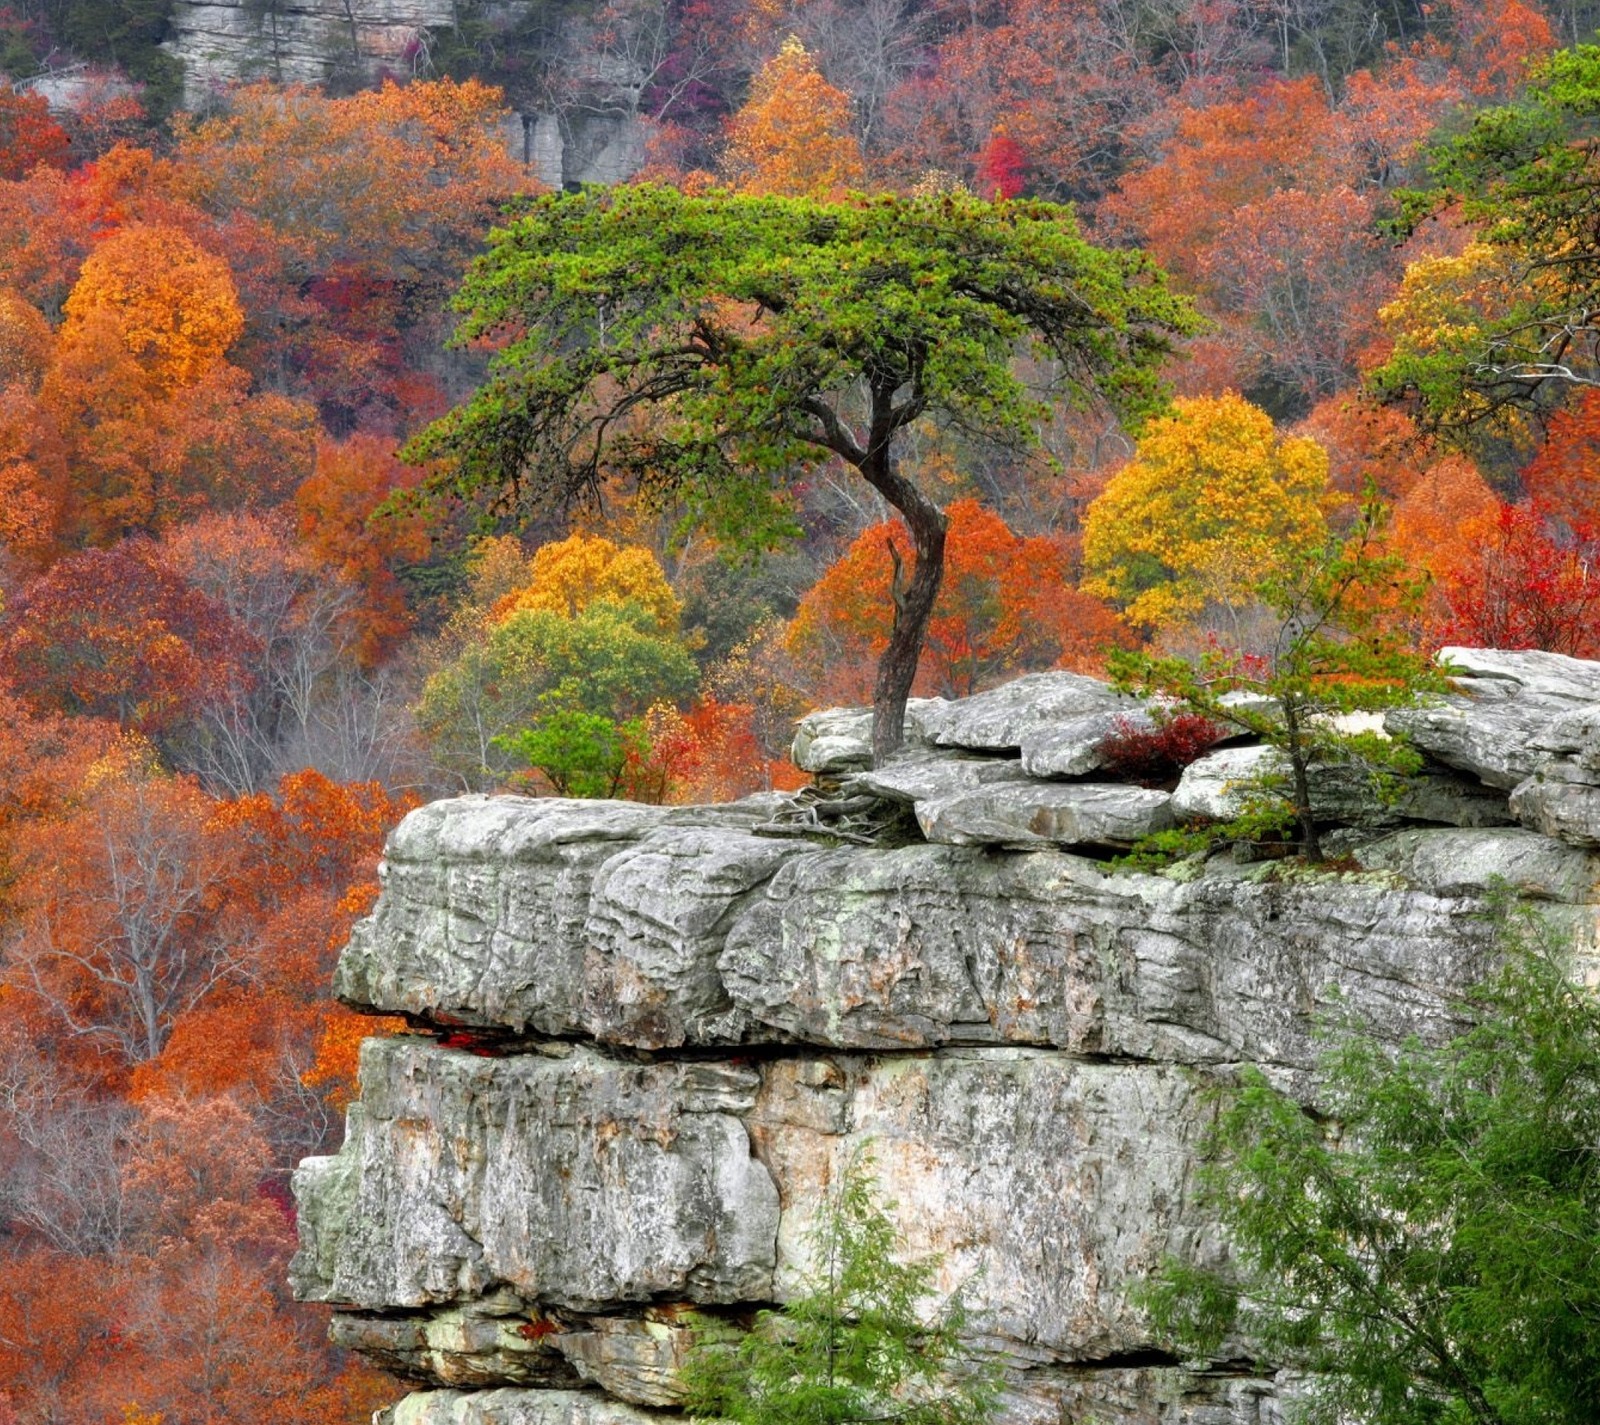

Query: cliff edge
[292,648,1600,1425]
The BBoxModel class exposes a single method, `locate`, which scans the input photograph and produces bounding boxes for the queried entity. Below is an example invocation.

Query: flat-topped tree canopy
[407,184,1200,764]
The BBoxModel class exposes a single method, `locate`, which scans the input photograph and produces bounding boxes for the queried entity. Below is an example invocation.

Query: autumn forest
[0,0,1598,1418]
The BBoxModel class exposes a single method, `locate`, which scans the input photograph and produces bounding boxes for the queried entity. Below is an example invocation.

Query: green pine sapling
[682,1149,1001,1425]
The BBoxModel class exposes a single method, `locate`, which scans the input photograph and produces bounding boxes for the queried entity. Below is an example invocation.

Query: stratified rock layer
[296,653,1600,1425]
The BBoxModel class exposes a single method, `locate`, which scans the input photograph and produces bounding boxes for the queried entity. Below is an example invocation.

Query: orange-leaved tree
[0,88,70,180]
[4,745,243,1072]
[724,36,866,196]
[295,434,429,664]
[1,541,256,738]
[59,224,244,394]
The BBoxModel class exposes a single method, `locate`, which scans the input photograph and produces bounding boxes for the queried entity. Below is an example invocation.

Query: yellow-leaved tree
[723,36,865,197]
[493,532,683,634]
[1081,392,1331,631]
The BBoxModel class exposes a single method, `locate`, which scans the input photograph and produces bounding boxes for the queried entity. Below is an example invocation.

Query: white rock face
[381,1391,663,1425]
[925,671,1136,751]
[294,655,1600,1425]
[163,0,649,187]
[791,699,951,773]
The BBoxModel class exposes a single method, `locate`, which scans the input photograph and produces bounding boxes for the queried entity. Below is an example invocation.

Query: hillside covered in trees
[2,0,1600,1419]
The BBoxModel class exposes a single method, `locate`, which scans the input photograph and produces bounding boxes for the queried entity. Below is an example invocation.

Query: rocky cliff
[164,0,647,188]
[292,647,1600,1425]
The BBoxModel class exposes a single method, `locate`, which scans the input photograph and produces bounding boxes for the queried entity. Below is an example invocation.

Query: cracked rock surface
[296,653,1600,1424]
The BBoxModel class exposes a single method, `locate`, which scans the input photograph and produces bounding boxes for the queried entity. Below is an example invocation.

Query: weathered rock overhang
[293,649,1600,1425]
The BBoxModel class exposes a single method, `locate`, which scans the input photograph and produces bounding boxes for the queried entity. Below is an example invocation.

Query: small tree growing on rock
[1108,494,1442,862]
[683,1150,1000,1425]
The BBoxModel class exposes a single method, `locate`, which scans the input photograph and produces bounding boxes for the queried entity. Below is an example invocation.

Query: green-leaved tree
[683,1150,1000,1425]
[1142,908,1600,1425]
[406,184,1199,764]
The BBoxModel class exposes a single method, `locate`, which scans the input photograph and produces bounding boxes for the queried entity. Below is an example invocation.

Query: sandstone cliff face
[293,649,1600,1425]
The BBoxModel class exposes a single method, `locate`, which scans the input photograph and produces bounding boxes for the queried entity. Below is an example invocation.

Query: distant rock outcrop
[292,648,1600,1425]
[163,0,647,188]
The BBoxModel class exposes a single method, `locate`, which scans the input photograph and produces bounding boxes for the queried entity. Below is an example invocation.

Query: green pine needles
[1141,903,1600,1425]
[682,1150,1001,1425]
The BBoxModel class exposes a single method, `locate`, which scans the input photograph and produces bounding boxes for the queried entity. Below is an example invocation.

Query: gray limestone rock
[1171,745,1282,821]
[849,754,1031,804]
[290,655,1600,1425]
[755,1052,1213,1362]
[1173,746,1514,828]
[1510,770,1600,848]
[329,1291,578,1389]
[380,1391,665,1425]
[915,782,1174,848]
[296,1040,1216,1368]
[334,796,805,1049]
[719,843,1503,1071]
[550,1313,694,1407]
[924,671,1131,752]
[1439,646,1600,699]
[1354,826,1600,903]
[291,1038,779,1312]
[1388,647,1600,790]
[791,700,950,773]
[790,705,875,774]
[1019,707,1154,778]
[382,1375,1286,1425]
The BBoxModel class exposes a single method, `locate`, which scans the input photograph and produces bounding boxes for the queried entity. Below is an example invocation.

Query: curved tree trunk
[864,462,946,766]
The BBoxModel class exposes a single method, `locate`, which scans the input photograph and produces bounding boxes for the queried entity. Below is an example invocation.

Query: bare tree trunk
[862,453,945,766]
[1283,699,1322,862]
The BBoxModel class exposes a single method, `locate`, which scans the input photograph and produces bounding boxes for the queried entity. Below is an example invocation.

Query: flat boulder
[380,1391,664,1425]
[915,781,1173,848]
[791,700,950,773]
[849,753,1030,805]
[1173,745,1513,828]
[1019,707,1154,778]
[1510,771,1600,848]
[1388,647,1600,790]
[924,671,1134,753]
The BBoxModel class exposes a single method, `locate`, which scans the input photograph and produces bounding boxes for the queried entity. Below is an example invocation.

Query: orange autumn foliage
[1522,387,1600,532]
[59,224,244,394]
[0,287,52,391]
[4,754,243,1075]
[170,79,527,284]
[644,697,799,803]
[42,306,317,544]
[1434,502,1600,657]
[295,435,428,661]
[1297,396,1438,501]
[0,88,70,180]
[2,542,256,735]
[790,497,1130,704]
[0,382,68,563]
[724,36,866,196]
